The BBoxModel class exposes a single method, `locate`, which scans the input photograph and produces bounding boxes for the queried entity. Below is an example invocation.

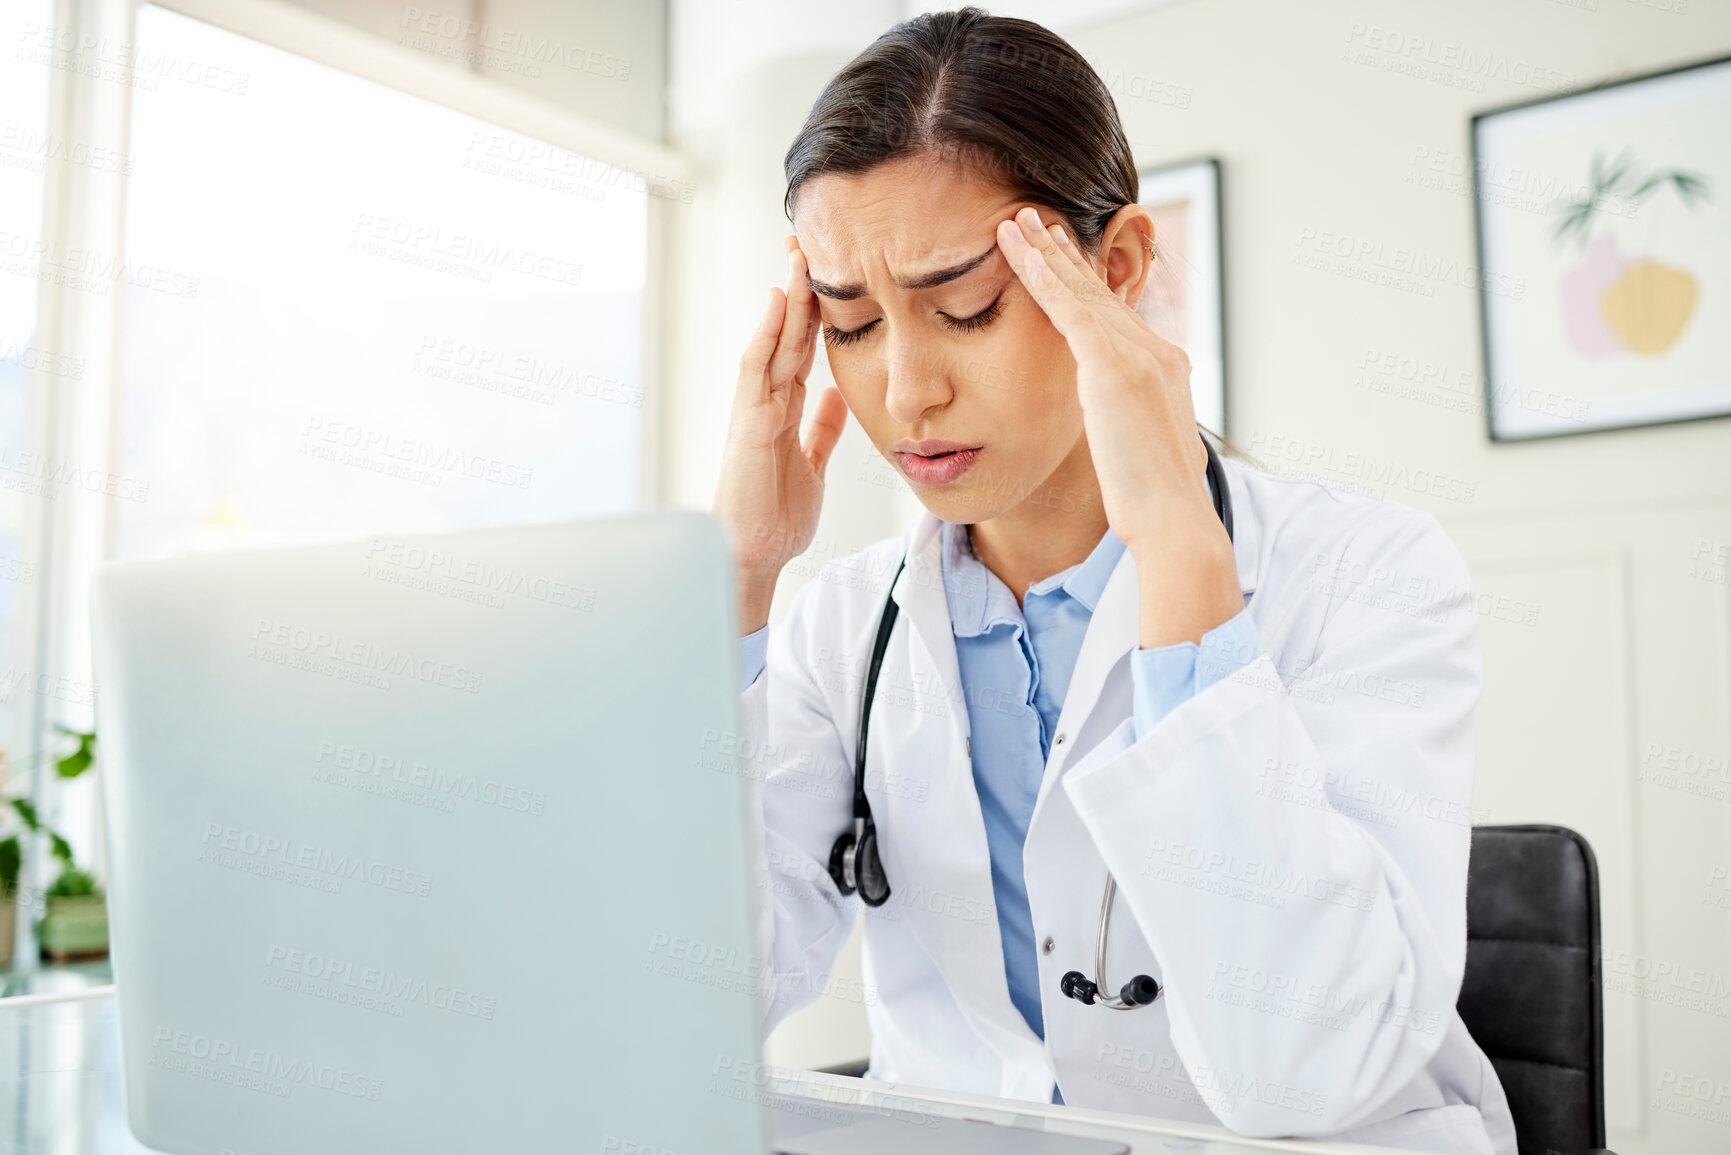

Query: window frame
[14,0,688,966]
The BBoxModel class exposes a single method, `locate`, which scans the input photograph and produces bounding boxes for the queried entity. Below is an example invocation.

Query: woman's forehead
[795,166,1022,289]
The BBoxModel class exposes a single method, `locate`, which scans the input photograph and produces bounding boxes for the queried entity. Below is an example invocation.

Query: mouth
[892,443,984,486]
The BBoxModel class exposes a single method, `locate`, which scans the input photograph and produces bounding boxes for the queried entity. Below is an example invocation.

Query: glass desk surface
[0,991,1409,1155]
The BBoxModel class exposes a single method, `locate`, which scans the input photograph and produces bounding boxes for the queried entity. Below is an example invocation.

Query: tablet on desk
[777,1114,1131,1155]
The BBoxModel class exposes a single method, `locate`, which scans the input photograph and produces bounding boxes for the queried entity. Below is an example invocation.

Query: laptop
[91,513,1126,1155]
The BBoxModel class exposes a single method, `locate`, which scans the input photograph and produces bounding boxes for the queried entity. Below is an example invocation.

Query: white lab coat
[735,455,1518,1155]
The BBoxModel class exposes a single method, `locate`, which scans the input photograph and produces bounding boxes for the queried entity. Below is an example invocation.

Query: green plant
[0,726,99,901]
[46,866,101,898]
[1550,147,1711,249]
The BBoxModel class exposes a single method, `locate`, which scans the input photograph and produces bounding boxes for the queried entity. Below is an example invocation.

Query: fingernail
[1003,221,1025,244]
[1052,224,1068,246]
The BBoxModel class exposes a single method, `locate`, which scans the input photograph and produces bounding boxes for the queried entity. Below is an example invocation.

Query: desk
[0,991,1410,1154]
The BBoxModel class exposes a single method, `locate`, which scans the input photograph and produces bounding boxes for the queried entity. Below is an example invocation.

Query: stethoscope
[829,434,1236,1012]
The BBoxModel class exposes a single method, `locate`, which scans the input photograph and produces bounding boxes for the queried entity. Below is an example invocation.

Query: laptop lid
[90,512,767,1155]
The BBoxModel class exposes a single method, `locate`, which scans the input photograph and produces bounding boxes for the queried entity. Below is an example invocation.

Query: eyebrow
[806,245,999,300]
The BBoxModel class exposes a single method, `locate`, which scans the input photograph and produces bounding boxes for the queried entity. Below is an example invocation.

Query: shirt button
[1042,936,1055,955]
[1054,733,1066,747]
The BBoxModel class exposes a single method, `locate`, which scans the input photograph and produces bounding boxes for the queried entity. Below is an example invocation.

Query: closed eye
[822,292,1006,348]
[940,293,1005,334]
[822,319,879,347]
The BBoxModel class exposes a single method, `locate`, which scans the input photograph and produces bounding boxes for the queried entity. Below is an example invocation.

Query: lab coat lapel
[878,513,1048,1067]
[1030,454,1261,824]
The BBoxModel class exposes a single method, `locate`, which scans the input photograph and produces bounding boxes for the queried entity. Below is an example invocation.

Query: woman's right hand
[713,234,849,635]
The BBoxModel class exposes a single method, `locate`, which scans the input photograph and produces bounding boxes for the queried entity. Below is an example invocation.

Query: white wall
[662,2,1731,1152]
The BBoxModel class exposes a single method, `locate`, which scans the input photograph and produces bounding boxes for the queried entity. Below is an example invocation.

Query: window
[116,4,651,561]
[0,0,55,761]
[0,0,675,971]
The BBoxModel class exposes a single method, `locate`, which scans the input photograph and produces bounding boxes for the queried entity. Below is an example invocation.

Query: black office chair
[823,824,1616,1154]
[1459,824,1613,1155]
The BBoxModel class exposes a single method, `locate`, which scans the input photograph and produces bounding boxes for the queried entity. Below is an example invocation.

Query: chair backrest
[1458,825,1605,1155]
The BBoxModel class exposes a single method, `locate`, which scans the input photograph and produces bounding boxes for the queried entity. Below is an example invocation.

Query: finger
[802,386,849,479]
[997,218,1099,338]
[785,234,823,383]
[795,305,821,384]
[1010,206,1105,306]
[768,247,817,383]
[1049,219,1169,346]
[738,287,788,403]
[1046,221,1094,275]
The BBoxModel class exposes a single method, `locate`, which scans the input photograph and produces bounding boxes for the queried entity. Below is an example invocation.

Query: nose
[882,337,953,426]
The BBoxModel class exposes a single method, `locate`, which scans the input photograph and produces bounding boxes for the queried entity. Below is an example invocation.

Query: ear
[1096,204,1157,311]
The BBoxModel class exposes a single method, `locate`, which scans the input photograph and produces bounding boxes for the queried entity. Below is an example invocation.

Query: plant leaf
[10,798,40,831]
[55,743,92,779]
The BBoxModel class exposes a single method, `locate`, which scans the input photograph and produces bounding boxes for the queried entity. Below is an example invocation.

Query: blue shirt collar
[941,521,1126,638]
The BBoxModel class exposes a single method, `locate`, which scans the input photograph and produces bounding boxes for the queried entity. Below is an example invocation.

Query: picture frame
[1471,54,1730,442]
[1135,157,1227,438]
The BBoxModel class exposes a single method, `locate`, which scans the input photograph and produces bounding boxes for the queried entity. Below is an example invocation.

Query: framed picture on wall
[1136,157,1226,437]
[1472,54,1729,441]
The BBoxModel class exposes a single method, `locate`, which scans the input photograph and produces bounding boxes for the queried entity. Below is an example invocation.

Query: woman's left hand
[996,205,1240,647]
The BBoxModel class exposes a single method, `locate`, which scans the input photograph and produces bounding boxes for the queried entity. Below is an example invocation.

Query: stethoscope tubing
[831,433,1236,1008]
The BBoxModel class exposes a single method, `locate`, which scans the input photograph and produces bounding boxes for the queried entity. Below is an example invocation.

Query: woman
[711,9,1514,1154]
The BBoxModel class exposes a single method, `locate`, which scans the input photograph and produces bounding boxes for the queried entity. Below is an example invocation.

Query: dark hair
[782,7,1137,255]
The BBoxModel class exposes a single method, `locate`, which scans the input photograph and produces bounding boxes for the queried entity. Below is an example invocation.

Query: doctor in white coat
[710,10,1516,1154]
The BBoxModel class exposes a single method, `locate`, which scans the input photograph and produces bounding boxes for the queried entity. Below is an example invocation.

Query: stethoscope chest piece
[828,435,1235,1011]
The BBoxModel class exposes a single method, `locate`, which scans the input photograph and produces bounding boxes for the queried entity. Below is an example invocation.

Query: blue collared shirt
[737,526,1259,1046]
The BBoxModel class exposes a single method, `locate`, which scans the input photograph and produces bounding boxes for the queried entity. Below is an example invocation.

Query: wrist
[738,573,778,635]
[1131,521,1239,650]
